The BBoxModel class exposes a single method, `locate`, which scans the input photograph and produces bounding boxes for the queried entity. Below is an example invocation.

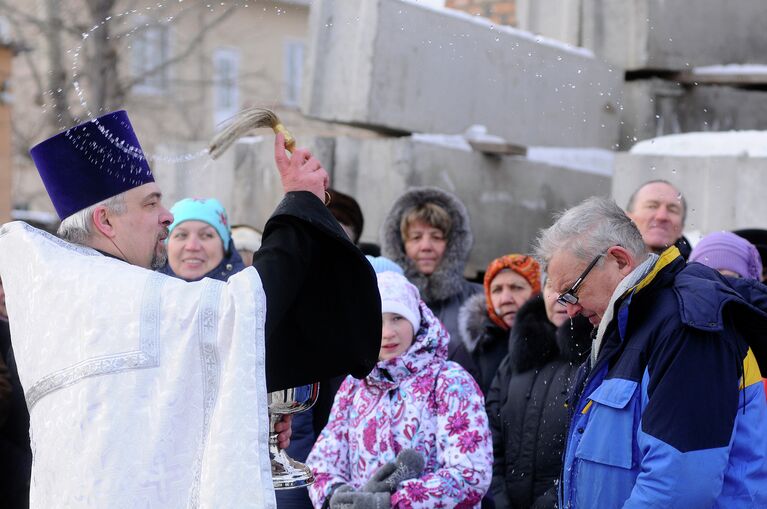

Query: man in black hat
[0,111,381,507]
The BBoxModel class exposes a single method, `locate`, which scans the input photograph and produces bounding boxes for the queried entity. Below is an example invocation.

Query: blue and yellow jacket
[560,247,767,508]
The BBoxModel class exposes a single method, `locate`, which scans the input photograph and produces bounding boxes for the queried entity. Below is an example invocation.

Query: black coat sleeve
[486,354,511,509]
[254,192,382,392]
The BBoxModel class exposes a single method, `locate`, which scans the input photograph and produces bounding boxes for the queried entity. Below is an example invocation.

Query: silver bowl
[268,382,320,489]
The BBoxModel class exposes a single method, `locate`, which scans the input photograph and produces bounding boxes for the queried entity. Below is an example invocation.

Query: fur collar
[508,295,592,374]
[381,187,475,303]
[458,292,506,354]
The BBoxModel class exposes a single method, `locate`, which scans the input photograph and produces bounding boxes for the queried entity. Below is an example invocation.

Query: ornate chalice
[268,382,320,489]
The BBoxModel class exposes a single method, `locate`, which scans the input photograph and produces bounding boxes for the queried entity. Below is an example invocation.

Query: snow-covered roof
[692,64,767,76]
[526,147,614,176]
[411,132,614,175]
[630,131,767,157]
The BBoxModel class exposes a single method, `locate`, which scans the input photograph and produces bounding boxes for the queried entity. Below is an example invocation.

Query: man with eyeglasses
[536,196,767,509]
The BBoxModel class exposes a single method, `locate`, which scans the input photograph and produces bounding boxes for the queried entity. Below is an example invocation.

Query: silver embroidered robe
[0,222,275,508]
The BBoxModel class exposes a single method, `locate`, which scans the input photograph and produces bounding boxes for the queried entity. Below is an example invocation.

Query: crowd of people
[1,110,767,508]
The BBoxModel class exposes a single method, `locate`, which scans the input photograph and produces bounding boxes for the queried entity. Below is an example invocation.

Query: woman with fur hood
[306,272,492,509]
[485,280,592,509]
[457,254,541,395]
[381,187,482,367]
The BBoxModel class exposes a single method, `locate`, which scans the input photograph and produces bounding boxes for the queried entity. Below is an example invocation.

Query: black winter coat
[486,296,592,509]
[454,292,510,395]
[0,320,32,509]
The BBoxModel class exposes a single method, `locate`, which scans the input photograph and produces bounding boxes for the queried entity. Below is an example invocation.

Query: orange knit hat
[483,254,541,330]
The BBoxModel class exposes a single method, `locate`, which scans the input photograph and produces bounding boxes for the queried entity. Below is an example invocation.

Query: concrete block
[156,134,612,275]
[515,0,581,47]
[153,142,239,213]
[612,153,767,234]
[619,79,767,150]
[582,0,767,71]
[303,0,621,149]
[332,135,612,275]
[155,136,337,231]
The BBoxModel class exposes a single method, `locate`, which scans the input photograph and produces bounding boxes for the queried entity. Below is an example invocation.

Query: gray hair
[57,193,127,245]
[534,196,648,272]
[625,179,687,225]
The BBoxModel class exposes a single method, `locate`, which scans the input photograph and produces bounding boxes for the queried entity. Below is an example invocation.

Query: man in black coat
[486,292,592,509]
[0,318,31,509]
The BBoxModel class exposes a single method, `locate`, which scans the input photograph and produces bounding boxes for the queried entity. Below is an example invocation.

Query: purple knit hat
[690,231,763,281]
[30,110,154,220]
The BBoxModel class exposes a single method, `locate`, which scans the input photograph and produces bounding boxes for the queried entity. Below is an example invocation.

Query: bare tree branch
[43,0,76,127]
[118,5,237,93]
[0,0,88,38]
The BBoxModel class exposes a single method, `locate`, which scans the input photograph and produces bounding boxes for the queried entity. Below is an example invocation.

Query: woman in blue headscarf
[159,197,245,282]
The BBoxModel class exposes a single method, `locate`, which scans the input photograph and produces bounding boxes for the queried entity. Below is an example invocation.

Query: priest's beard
[151,249,167,270]
[150,233,169,269]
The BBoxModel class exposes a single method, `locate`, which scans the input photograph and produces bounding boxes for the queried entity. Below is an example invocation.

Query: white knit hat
[231,225,262,252]
[377,272,421,334]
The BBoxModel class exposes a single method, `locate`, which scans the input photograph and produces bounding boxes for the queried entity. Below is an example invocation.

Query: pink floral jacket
[307,301,492,508]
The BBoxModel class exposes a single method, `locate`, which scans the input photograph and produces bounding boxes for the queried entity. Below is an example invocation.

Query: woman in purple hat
[689,231,763,281]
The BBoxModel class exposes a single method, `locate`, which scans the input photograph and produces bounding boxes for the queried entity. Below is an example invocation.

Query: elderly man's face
[547,248,633,326]
[110,183,174,269]
[627,182,684,252]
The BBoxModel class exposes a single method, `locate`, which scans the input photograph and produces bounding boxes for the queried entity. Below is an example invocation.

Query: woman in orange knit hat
[456,254,540,394]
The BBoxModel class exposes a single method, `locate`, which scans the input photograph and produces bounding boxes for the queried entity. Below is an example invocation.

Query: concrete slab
[158,134,612,275]
[582,0,767,71]
[332,135,612,275]
[612,153,767,234]
[619,79,767,150]
[515,0,581,48]
[302,0,621,149]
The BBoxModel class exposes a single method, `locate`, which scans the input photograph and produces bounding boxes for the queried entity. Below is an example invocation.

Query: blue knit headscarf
[168,198,231,250]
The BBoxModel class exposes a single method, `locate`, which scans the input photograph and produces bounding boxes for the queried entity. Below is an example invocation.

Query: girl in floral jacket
[307,272,492,509]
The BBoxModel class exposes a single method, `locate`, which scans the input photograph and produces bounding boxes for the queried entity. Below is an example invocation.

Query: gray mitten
[362,449,425,493]
[329,490,392,509]
[328,484,354,509]
[361,462,398,493]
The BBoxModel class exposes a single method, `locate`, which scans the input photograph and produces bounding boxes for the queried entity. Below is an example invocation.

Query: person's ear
[608,246,636,276]
[91,205,116,238]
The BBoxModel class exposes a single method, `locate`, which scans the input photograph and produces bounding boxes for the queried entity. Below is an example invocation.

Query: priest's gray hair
[534,196,648,272]
[57,193,127,245]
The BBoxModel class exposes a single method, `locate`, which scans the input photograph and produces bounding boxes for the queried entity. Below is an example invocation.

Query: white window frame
[212,47,241,129]
[131,18,171,95]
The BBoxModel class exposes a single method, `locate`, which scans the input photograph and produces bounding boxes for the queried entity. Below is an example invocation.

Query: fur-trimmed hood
[508,295,592,374]
[381,187,474,303]
[458,292,505,354]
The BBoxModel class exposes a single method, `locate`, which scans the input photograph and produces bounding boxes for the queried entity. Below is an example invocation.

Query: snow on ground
[630,131,767,157]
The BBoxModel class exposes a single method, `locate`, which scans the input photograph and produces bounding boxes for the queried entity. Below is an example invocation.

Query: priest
[0,110,381,508]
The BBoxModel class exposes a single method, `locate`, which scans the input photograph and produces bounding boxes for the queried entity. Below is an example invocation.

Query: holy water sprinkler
[208,107,296,159]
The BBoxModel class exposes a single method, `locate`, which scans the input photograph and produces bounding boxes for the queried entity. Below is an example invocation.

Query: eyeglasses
[556,252,605,307]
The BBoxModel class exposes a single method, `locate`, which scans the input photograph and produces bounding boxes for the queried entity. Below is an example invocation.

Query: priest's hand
[274,132,328,202]
[274,414,293,450]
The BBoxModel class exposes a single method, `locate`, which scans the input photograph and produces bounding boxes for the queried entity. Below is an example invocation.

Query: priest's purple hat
[30,110,155,220]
